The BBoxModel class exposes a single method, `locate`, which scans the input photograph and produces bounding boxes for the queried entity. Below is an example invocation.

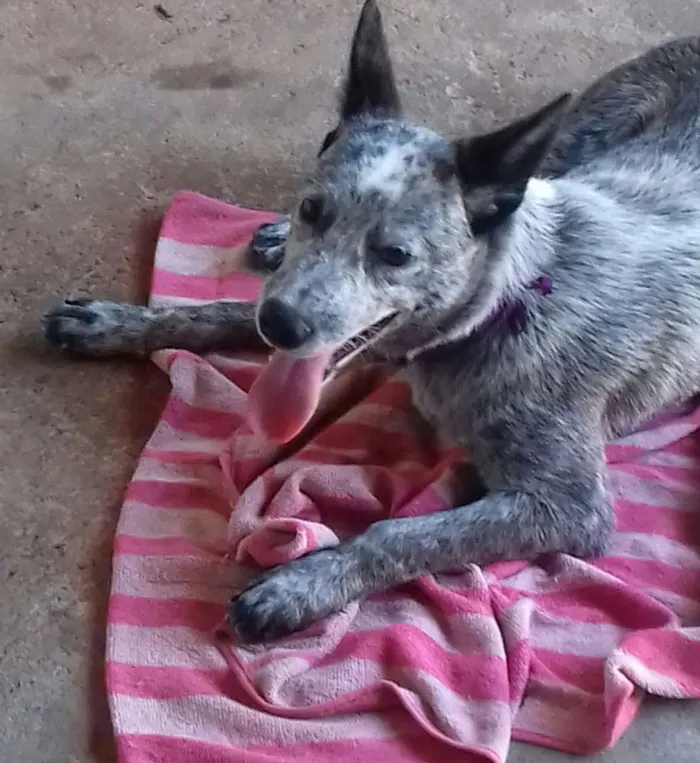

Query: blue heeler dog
[43,0,700,642]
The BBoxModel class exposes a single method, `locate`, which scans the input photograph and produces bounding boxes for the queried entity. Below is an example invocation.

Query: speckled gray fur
[42,1,700,642]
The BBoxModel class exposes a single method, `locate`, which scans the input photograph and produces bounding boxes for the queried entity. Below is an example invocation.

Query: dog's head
[255,0,570,368]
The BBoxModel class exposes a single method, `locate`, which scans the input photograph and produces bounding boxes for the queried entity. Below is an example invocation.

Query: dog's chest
[397,331,547,447]
[399,360,476,445]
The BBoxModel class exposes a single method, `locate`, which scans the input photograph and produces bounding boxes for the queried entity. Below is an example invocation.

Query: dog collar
[403,274,553,365]
[470,275,553,341]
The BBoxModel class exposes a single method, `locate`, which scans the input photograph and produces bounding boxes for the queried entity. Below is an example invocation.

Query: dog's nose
[258,298,314,350]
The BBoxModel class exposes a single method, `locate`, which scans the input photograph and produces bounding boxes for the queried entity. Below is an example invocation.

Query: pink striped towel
[107,191,700,763]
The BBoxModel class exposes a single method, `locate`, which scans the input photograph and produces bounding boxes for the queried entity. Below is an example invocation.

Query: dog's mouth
[247,311,399,444]
[325,311,399,379]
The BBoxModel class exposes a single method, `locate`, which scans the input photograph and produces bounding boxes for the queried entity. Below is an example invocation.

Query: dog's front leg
[229,413,612,642]
[43,299,265,356]
[42,220,292,356]
[229,489,611,643]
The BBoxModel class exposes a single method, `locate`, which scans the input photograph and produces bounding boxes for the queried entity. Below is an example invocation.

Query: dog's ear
[454,93,571,235]
[341,0,401,121]
[319,2,400,156]
[318,126,341,157]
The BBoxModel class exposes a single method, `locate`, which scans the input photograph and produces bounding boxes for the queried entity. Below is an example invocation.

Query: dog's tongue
[247,350,332,443]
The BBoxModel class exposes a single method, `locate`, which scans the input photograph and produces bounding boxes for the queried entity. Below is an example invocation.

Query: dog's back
[513,38,700,435]
[544,37,700,178]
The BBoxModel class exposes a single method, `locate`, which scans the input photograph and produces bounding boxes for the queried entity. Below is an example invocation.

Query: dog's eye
[299,197,323,225]
[377,246,412,267]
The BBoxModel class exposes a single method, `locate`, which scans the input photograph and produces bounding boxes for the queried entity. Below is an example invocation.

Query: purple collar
[399,275,553,367]
[462,275,553,347]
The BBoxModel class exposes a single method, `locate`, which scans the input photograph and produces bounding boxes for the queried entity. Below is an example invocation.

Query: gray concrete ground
[1,1,699,760]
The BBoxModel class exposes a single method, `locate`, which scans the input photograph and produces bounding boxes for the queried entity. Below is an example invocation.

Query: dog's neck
[390,178,561,363]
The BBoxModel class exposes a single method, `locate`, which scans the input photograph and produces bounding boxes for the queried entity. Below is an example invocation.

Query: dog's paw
[42,299,150,356]
[228,548,352,643]
[248,219,290,273]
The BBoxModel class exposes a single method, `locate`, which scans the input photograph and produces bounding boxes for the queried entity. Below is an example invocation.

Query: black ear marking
[318,126,340,156]
[454,93,572,234]
[431,147,457,183]
[468,185,529,236]
[456,94,572,187]
[340,0,401,121]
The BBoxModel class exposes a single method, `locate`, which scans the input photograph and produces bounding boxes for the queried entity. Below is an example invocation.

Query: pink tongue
[247,351,332,443]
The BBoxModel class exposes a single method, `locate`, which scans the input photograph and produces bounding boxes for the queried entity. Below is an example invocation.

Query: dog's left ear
[454,93,572,235]
[320,0,401,156]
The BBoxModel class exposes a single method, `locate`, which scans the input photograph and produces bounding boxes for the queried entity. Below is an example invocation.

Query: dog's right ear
[342,0,401,120]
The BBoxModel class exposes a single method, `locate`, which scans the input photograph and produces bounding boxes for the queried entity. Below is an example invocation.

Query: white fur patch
[490,177,559,297]
[526,177,557,202]
[355,144,417,200]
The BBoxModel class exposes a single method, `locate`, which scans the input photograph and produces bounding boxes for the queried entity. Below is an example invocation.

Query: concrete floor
[1,0,699,760]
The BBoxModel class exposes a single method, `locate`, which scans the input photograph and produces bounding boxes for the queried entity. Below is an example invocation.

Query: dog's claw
[248,219,290,273]
[42,298,148,356]
[229,578,296,643]
[227,548,352,643]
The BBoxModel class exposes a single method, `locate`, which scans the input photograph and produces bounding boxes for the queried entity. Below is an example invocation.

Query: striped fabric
[107,191,700,763]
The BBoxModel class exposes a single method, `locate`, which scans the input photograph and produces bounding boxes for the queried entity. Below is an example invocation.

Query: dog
[43,0,700,643]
